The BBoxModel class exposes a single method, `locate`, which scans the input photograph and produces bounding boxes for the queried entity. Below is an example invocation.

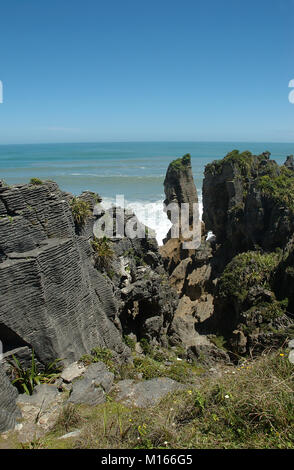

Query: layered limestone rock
[0,181,129,366]
[161,155,223,359]
[162,150,294,359]
[93,206,179,347]
[163,153,198,227]
[203,150,294,263]
[201,151,294,353]
[0,367,21,432]
[0,180,178,431]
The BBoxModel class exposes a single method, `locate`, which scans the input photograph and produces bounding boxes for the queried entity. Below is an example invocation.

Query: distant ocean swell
[1,141,292,244]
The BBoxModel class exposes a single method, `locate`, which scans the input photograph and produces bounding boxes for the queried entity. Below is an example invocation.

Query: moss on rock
[218,251,281,304]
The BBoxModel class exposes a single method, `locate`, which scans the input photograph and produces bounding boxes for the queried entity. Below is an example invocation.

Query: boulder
[67,377,105,406]
[15,384,64,442]
[61,362,86,383]
[67,362,114,405]
[83,362,114,393]
[0,366,21,433]
[114,377,185,408]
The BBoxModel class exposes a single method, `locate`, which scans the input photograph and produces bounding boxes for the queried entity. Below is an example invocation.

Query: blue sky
[0,0,293,144]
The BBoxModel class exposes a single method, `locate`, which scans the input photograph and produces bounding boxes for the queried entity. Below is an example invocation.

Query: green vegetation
[78,340,203,384]
[223,149,254,175]
[29,177,43,185]
[70,197,92,226]
[217,250,290,334]
[169,153,191,171]
[123,335,136,351]
[206,150,255,176]
[91,236,114,269]
[205,149,278,180]
[54,403,83,433]
[139,338,152,355]
[8,350,293,449]
[218,251,281,303]
[208,335,227,351]
[239,301,288,336]
[79,347,116,373]
[122,248,145,266]
[258,167,294,211]
[8,350,63,395]
[120,344,204,383]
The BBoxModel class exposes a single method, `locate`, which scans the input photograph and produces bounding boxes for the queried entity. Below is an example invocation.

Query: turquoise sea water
[0,141,293,243]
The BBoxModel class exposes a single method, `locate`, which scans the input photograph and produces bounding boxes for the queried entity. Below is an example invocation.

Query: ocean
[0,141,293,244]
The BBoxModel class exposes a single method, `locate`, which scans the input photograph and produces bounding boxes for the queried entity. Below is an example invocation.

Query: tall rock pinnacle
[163,153,198,226]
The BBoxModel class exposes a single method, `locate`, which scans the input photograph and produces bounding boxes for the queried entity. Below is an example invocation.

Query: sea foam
[102,193,203,246]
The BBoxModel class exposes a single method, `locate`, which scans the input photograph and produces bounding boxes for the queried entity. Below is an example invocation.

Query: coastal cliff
[0,150,294,437]
[0,180,177,431]
[161,150,294,360]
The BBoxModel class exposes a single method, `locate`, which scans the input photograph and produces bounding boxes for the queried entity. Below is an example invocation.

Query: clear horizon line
[1,139,294,147]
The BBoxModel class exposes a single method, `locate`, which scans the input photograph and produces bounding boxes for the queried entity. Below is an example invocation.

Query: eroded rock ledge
[1,149,294,433]
[0,180,178,431]
[161,151,294,361]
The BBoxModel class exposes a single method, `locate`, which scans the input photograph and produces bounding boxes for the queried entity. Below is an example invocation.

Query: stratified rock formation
[161,155,225,362]
[2,149,294,433]
[162,150,294,360]
[161,153,200,271]
[200,151,294,353]
[163,153,198,226]
[203,150,294,263]
[0,180,178,431]
[0,182,129,366]
[0,367,21,432]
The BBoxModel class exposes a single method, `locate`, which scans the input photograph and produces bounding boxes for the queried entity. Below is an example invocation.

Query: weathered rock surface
[163,153,198,228]
[0,180,179,431]
[0,181,129,367]
[201,152,294,352]
[163,150,294,360]
[99,208,179,346]
[61,362,86,383]
[67,362,114,406]
[203,150,294,262]
[68,378,106,406]
[15,384,64,442]
[284,154,294,171]
[0,366,21,432]
[161,156,221,360]
[114,377,185,408]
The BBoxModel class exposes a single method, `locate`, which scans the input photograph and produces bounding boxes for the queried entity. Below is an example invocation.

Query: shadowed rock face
[201,152,294,352]
[0,182,129,366]
[0,180,179,431]
[284,154,294,171]
[161,156,222,358]
[163,153,198,228]
[162,150,294,359]
[0,367,21,432]
[203,150,294,262]
[161,154,201,273]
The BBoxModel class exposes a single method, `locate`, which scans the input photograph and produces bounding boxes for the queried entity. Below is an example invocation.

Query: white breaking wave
[101,193,203,246]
